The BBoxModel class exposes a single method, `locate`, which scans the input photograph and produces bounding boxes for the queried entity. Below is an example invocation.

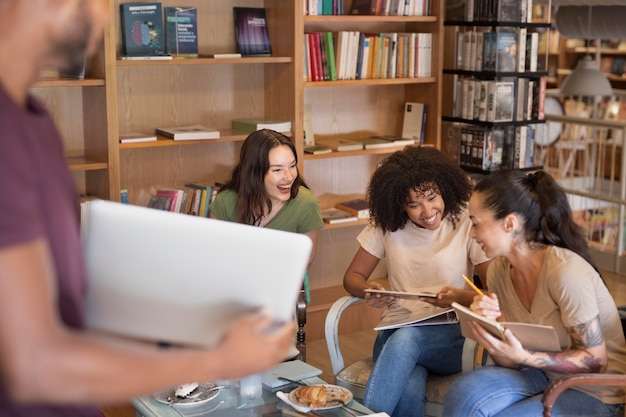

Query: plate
[152,381,221,407]
[537,97,564,146]
[288,384,353,410]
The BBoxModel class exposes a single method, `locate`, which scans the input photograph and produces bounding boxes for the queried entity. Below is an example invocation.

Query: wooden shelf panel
[34,78,105,88]
[304,15,437,23]
[304,76,436,88]
[65,157,108,172]
[304,146,408,159]
[116,57,292,66]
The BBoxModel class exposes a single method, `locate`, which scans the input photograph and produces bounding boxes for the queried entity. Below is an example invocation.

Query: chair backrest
[325,296,365,376]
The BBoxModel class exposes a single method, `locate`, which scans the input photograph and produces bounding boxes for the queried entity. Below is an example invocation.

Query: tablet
[364,289,437,300]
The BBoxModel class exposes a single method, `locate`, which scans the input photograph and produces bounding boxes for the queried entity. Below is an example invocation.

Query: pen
[463,274,484,296]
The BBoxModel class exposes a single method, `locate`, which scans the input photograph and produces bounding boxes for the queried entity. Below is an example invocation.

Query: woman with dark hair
[210,129,323,267]
[443,169,626,417]
[343,146,491,417]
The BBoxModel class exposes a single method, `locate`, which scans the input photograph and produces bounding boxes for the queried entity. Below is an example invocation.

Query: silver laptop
[83,199,311,348]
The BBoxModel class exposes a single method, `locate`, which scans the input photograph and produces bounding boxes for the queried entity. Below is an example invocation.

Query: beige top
[488,246,626,404]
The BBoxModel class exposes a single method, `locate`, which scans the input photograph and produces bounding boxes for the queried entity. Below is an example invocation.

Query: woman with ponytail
[443,170,626,417]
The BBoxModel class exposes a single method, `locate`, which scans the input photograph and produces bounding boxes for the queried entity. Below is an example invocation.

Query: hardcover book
[321,208,359,224]
[304,145,332,155]
[317,137,363,152]
[336,198,370,219]
[233,7,272,56]
[452,302,560,352]
[120,2,166,57]
[164,7,198,58]
[119,132,157,144]
[155,124,220,140]
[401,102,428,143]
[355,136,397,150]
[231,118,292,133]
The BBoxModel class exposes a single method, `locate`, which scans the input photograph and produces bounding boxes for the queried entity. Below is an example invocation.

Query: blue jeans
[363,324,464,417]
[443,365,624,417]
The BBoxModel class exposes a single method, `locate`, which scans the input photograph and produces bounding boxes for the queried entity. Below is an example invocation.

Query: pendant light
[559,6,612,97]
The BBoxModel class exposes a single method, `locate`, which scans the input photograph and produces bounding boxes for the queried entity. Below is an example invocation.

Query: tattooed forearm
[527,316,605,373]
[570,315,604,348]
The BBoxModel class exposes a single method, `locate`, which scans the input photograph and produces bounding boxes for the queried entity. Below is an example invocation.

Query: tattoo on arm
[533,315,604,373]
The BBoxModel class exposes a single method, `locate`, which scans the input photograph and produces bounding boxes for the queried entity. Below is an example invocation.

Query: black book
[233,7,272,56]
[120,2,166,57]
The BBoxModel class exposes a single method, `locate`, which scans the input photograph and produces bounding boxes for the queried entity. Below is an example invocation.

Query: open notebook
[83,200,312,348]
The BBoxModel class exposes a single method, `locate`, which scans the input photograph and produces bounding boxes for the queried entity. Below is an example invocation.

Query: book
[119,132,157,144]
[155,124,220,140]
[147,195,171,211]
[304,145,332,155]
[164,7,199,58]
[364,289,437,300]
[321,208,359,224]
[373,135,415,147]
[118,54,171,60]
[355,136,397,150]
[231,118,292,133]
[401,102,428,144]
[494,30,517,73]
[336,198,369,219]
[303,105,315,146]
[120,2,166,57]
[262,360,322,389]
[374,304,458,331]
[451,302,561,352]
[316,137,363,152]
[233,7,272,57]
[200,53,242,59]
[350,0,374,15]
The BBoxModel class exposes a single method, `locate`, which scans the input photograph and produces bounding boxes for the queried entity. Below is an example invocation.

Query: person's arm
[343,247,395,308]
[0,238,295,405]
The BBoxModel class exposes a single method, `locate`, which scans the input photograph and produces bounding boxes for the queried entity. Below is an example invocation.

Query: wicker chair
[325,296,490,417]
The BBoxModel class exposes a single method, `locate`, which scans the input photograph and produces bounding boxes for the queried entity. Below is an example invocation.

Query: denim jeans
[443,365,624,417]
[363,323,464,417]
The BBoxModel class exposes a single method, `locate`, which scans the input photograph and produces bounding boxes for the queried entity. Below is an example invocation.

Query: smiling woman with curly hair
[343,146,491,417]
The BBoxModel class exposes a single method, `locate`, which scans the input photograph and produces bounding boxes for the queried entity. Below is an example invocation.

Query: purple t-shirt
[0,86,101,416]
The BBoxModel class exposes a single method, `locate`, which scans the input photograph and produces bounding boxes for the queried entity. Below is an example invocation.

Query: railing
[539,113,626,273]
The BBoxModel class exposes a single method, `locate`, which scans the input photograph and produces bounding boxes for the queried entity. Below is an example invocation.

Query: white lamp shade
[560,55,612,97]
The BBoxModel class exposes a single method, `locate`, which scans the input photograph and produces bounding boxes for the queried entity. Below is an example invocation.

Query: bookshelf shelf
[304,77,436,88]
[33,78,106,88]
[115,56,292,66]
[65,157,109,172]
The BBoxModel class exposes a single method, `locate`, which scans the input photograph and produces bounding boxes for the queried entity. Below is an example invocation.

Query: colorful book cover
[233,7,272,56]
[120,2,166,57]
[164,7,198,58]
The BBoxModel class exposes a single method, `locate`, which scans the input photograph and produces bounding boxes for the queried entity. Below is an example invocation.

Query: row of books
[304,31,432,82]
[120,3,198,58]
[321,198,370,224]
[119,4,271,59]
[456,124,537,172]
[305,135,412,154]
[455,29,539,73]
[119,118,291,143]
[348,0,431,16]
[445,0,533,23]
[454,77,546,123]
[147,183,218,217]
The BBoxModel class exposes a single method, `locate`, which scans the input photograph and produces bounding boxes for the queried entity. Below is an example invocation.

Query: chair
[542,374,626,417]
[325,296,490,417]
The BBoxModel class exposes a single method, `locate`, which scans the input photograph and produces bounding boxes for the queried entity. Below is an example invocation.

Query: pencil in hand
[463,274,484,296]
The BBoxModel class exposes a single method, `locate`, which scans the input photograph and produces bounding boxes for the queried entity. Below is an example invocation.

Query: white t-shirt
[357,208,489,320]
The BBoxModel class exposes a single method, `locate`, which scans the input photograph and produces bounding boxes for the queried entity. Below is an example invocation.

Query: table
[133,377,373,417]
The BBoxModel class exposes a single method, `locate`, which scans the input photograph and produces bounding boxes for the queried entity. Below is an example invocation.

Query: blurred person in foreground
[0,1,295,416]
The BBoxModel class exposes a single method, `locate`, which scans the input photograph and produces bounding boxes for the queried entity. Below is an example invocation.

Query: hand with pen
[464,275,525,367]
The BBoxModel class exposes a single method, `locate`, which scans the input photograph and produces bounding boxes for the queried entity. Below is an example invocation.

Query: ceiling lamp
[560,55,612,97]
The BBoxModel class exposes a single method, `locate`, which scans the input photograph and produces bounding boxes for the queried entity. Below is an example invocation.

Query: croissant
[294,385,328,408]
